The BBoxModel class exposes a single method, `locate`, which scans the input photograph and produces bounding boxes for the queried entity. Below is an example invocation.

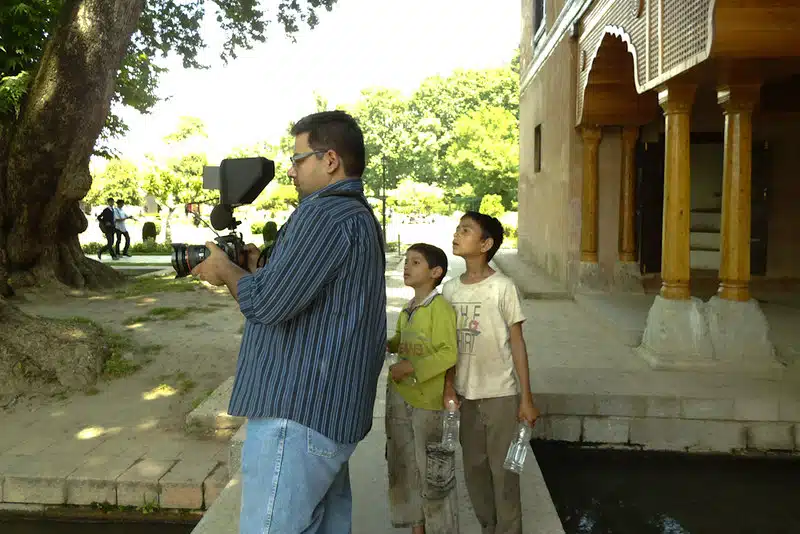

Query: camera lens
[171,243,210,278]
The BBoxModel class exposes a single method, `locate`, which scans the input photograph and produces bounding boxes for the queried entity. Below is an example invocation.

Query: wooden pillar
[658,85,696,300]
[581,126,603,262]
[717,85,760,302]
[619,126,639,262]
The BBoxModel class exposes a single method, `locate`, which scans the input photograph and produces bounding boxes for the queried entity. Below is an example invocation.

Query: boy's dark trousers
[115,230,130,256]
[460,394,522,534]
[99,229,117,259]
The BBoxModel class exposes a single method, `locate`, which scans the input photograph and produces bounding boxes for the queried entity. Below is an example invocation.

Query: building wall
[518,35,582,286]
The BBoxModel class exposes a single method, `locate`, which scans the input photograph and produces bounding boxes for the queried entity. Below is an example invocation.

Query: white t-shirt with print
[441,272,526,400]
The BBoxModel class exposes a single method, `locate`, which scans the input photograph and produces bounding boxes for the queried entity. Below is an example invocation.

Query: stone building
[518,0,800,372]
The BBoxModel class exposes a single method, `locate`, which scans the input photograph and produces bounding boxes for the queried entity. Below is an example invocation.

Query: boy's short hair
[463,211,504,261]
[407,243,448,287]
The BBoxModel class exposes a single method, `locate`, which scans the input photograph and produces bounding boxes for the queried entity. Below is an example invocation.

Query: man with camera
[191,111,386,533]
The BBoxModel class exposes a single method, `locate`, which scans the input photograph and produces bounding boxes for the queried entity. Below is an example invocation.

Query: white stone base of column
[636,295,716,370]
[577,261,605,292]
[706,296,784,374]
[613,261,644,293]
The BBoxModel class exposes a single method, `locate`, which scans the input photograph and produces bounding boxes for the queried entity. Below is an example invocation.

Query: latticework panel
[662,0,709,73]
[576,0,714,125]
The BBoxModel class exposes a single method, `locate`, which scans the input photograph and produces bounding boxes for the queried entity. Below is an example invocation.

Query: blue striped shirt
[228,178,387,444]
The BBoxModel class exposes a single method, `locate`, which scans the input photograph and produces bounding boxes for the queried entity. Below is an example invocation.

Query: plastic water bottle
[503,422,533,474]
[441,400,460,451]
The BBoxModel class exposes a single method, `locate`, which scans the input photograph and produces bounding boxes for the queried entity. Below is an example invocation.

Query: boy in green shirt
[386,243,459,534]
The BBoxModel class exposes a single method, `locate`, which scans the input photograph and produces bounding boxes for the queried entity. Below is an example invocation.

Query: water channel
[0,517,196,533]
[533,441,800,534]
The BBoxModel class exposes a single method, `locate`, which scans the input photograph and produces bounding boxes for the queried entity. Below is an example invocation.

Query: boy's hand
[518,397,540,426]
[390,360,414,382]
[443,384,460,410]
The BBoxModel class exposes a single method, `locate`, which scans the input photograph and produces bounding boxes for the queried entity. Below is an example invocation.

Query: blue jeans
[239,418,358,534]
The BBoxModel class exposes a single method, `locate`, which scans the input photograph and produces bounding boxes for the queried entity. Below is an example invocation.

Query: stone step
[690,248,721,270]
[690,231,721,251]
[185,377,245,436]
[690,211,721,232]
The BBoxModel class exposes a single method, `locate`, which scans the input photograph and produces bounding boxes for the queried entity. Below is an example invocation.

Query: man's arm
[236,208,349,326]
[509,322,540,425]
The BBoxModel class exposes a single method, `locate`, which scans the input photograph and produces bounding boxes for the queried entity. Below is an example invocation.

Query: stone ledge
[492,250,571,300]
[185,377,246,436]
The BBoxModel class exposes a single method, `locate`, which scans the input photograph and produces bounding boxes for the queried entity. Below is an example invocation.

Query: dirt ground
[5,273,243,433]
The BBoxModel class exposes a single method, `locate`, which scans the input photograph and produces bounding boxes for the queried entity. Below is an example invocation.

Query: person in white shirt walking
[113,199,133,257]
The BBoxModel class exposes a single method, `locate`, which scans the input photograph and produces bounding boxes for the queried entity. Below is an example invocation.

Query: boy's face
[452,216,492,258]
[403,250,441,289]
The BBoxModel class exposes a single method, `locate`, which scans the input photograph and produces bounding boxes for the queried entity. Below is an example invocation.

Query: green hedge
[82,239,173,255]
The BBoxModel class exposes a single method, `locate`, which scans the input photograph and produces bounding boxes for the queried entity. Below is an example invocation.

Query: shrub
[130,240,173,255]
[82,242,105,254]
[250,222,265,235]
[142,221,158,241]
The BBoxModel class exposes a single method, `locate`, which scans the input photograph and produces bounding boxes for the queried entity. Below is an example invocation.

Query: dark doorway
[634,136,770,276]
[635,139,664,275]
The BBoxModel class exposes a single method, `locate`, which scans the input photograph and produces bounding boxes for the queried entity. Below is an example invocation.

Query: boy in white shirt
[442,211,540,534]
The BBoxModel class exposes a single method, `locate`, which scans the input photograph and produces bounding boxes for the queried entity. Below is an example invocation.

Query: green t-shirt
[387,292,458,411]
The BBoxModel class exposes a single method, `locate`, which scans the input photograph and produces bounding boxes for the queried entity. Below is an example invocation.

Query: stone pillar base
[636,295,715,370]
[577,261,604,292]
[613,261,644,293]
[706,296,783,373]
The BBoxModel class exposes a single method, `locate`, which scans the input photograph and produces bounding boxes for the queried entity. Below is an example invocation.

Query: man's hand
[191,242,233,286]
[443,384,460,411]
[518,397,540,426]
[241,243,261,273]
[390,359,414,383]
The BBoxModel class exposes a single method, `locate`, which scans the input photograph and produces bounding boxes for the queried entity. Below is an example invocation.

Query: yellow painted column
[581,126,603,263]
[658,85,696,300]
[619,126,640,262]
[717,85,760,302]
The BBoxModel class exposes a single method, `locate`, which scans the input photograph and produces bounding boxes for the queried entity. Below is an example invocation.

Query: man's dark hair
[407,243,448,287]
[291,111,366,178]
[116,199,124,206]
[463,211,504,261]
[107,197,114,204]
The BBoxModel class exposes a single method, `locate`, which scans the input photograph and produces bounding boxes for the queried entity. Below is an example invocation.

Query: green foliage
[254,183,298,212]
[129,240,173,254]
[479,194,506,220]
[388,179,448,216]
[343,60,520,207]
[445,106,519,208]
[85,159,143,206]
[1,0,339,153]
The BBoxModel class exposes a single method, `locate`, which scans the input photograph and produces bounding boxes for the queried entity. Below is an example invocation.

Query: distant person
[386,243,458,534]
[113,199,133,257]
[442,211,540,534]
[189,110,386,533]
[96,197,117,260]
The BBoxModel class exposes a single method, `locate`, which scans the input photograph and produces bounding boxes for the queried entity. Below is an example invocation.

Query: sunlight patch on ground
[50,411,64,418]
[142,384,177,401]
[137,419,159,431]
[125,323,144,329]
[75,426,119,440]
[88,295,112,301]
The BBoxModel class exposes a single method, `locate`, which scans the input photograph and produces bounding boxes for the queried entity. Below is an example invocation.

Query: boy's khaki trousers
[460,394,522,534]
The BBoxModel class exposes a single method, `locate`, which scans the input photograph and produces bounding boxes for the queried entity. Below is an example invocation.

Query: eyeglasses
[290,150,328,168]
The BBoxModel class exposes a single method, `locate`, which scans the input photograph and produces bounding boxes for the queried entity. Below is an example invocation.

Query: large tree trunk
[0,0,145,293]
[0,0,145,401]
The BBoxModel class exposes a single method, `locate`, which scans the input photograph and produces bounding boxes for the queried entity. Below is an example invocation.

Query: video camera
[171,157,275,278]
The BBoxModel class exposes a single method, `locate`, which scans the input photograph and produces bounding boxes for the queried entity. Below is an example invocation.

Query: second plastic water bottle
[503,422,533,474]
[441,400,460,451]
